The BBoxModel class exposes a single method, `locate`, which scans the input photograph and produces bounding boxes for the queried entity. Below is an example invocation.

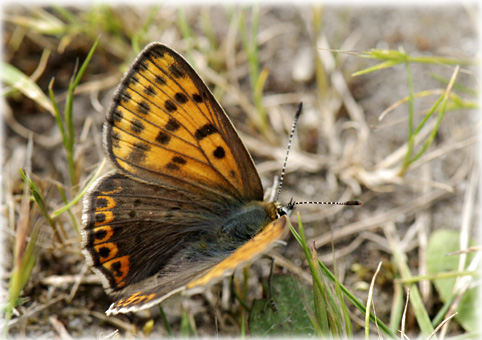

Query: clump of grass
[239,5,269,134]
[351,48,478,180]
[290,214,396,338]
[3,37,101,337]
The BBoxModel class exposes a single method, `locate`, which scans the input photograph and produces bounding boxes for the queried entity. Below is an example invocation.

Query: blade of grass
[331,234,353,338]
[200,7,218,51]
[311,245,330,336]
[1,62,54,114]
[290,214,396,338]
[159,305,174,337]
[352,49,474,76]
[51,157,106,219]
[48,78,68,153]
[8,9,67,35]
[400,59,415,176]
[400,285,410,340]
[4,137,41,337]
[389,277,404,333]
[409,66,459,164]
[63,37,100,186]
[312,5,329,98]
[389,232,434,336]
[19,169,57,235]
[58,185,79,234]
[178,6,195,65]
[239,5,267,133]
[366,261,382,339]
[430,72,478,96]
[395,269,479,283]
[290,217,341,335]
[131,5,159,53]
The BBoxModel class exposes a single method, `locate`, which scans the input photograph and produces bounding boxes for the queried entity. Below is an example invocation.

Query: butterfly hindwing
[105,215,289,315]
[82,172,233,292]
[105,43,263,202]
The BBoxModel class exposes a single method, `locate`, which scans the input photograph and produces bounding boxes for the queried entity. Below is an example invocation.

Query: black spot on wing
[175,92,188,104]
[144,85,156,96]
[165,100,177,112]
[195,124,217,140]
[155,75,167,85]
[95,229,107,240]
[95,213,106,223]
[169,63,184,78]
[156,131,171,145]
[213,146,225,159]
[119,92,131,103]
[192,93,203,103]
[165,118,180,131]
[98,246,110,258]
[130,119,144,134]
[172,156,186,165]
[138,101,150,115]
[96,198,108,209]
[128,142,150,163]
[112,109,123,123]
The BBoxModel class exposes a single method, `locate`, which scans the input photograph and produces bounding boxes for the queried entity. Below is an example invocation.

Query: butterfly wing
[83,172,289,314]
[105,215,289,315]
[105,42,263,202]
[82,172,227,292]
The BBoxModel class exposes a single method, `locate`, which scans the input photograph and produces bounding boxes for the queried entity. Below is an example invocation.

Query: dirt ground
[3,4,479,338]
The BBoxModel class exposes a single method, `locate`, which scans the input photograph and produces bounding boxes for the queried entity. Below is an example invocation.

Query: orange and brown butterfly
[81,42,295,315]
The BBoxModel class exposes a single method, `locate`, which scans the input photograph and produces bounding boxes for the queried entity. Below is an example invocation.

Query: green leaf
[426,229,479,332]
[249,275,316,336]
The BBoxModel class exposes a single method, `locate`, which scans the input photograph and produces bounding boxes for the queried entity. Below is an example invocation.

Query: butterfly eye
[277,198,295,217]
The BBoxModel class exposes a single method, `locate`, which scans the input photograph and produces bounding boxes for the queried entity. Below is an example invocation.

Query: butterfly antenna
[276,102,303,203]
[293,200,363,206]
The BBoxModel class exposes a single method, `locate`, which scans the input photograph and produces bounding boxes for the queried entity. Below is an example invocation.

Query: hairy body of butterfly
[82,42,292,315]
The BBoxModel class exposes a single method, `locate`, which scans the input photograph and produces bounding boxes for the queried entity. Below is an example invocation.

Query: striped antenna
[276,104,363,211]
[293,200,362,206]
[276,102,303,203]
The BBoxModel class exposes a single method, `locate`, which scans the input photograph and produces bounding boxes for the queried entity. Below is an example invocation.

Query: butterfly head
[275,198,296,217]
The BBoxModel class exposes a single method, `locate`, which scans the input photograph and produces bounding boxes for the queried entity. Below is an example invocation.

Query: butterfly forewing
[106,43,263,202]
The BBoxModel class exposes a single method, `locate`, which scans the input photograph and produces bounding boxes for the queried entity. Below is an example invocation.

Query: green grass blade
[390,240,434,336]
[63,37,100,186]
[177,7,195,64]
[239,5,267,133]
[389,280,404,333]
[159,305,174,337]
[409,66,459,164]
[352,59,403,76]
[311,246,330,335]
[58,185,80,234]
[48,78,68,152]
[51,158,106,219]
[19,169,56,231]
[401,60,415,175]
[1,62,54,114]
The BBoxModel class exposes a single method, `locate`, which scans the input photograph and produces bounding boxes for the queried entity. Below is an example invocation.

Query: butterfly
[81,42,295,315]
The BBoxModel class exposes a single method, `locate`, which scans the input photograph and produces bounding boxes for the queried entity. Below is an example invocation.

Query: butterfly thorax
[219,201,278,242]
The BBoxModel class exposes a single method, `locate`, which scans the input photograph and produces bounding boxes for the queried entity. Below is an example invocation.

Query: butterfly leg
[263,258,278,313]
